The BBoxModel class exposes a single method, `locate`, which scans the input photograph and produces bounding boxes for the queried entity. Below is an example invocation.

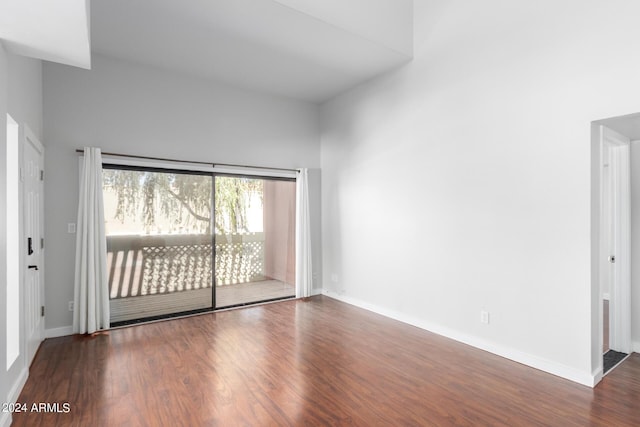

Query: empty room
[2,0,640,425]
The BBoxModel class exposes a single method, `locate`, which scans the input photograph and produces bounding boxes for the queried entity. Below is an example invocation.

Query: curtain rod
[75,149,298,173]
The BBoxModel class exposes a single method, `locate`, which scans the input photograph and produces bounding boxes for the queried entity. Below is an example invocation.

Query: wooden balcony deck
[217,280,295,308]
[110,279,295,323]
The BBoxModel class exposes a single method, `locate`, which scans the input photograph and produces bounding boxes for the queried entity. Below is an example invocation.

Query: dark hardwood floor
[12,296,640,426]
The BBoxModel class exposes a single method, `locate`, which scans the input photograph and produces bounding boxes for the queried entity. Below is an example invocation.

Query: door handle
[28,265,38,270]
[28,237,33,255]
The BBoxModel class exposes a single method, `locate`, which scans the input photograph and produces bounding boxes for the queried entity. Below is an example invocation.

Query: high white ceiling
[0,0,413,103]
[0,0,91,68]
[90,0,413,103]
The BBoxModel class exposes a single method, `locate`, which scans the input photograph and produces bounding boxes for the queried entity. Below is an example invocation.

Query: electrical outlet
[67,223,76,234]
[480,311,490,324]
[68,301,74,312]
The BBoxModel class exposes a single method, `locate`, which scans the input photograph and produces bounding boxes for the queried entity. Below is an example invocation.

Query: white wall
[630,140,640,351]
[0,44,43,427]
[320,0,640,386]
[7,55,42,138]
[0,41,8,427]
[43,54,322,331]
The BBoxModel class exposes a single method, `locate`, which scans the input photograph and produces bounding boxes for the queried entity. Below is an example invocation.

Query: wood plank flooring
[12,296,640,426]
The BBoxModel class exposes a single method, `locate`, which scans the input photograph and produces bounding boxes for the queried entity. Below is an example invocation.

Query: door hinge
[41,238,44,249]
[40,170,44,181]
[41,306,45,317]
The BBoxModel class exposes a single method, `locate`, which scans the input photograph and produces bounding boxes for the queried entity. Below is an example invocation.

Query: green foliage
[214,176,262,233]
[102,169,262,234]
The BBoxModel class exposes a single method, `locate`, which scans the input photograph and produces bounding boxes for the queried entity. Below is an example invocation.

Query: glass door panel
[103,167,213,323]
[215,176,296,308]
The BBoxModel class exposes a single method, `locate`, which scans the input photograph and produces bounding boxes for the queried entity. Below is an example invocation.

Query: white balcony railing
[106,233,265,300]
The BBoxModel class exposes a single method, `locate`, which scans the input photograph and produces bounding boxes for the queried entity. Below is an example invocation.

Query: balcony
[107,232,295,323]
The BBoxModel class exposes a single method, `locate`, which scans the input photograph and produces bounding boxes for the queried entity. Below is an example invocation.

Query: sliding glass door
[102,166,296,324]
[214,175,296,308]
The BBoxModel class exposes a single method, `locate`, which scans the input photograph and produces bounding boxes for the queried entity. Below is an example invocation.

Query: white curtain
[73,147,110,333]
[295,168,313,297]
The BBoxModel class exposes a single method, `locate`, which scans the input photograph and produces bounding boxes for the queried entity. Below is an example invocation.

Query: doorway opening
[592,113,640,378]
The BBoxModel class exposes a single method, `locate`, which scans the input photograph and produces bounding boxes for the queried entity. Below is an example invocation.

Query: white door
[601,126,631,354]
[23,127,44,365]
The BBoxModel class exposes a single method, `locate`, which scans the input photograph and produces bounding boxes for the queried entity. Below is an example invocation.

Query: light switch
[67,223,76,234]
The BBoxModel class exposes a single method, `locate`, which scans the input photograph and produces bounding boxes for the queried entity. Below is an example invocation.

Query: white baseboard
[45,326,73,338]
[0,411,11,427]
[6,367,28,405]
[632,341,640,353]
[322,290,597,387]
[1,366,29,427]
[592,367,604,385]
